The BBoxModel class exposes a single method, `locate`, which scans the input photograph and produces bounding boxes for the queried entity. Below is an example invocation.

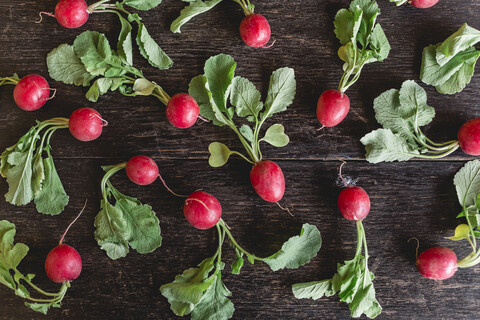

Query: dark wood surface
[1,0,480,319]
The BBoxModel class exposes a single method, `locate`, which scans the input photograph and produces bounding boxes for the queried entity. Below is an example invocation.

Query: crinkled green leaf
[34,154,69,215]
[117,14,133,65]
[292,279,336,300]
[454,160,480,208]
[4,151,34,206]
[370,24,390,61]
[230,76,263,118]
[191,267,234,320]
[231,247,244,275]
[25,302,51,315]
[124,0,163,10]
[260,124,289,147]
[160,257,216,316]
[129,14,173,70]
[170,0,223,33]
[334,9,354,45]
[94,200,130,260]
[437,23,480,66]
[421,44,480,95]
[189,75,227,127]
[46,44,95,86]
[86,77,128,102]
[263,224,321,271]
[361,129,418,163]
[239,125,254,143]
[0,220,29,271]
[73,31,115,76]
[31,153,45,197]
[261,67,296,120]
[208,142,233,167]
[204,54,236,113]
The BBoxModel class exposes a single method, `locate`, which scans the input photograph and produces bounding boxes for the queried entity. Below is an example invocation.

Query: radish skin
[316,89,350,127]
[55,0,89,28]
[184,191,222,230]
[126,155,159,186]
[458,118,480,156]
[45,244,82,283]
[410,0,439,8]
[239,14,271,48]
[68,108,104,142]
[250,160,285,202]
[416,247,457,280]
[166,93,200,129]
[337,186,370,221]
[13,75,50,111]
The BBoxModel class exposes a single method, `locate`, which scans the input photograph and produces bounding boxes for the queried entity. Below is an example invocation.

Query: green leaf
[73,31,115,76]
[262,67,296,119]
[0,220,29,271]
[110,187,162,254]
[46,44,94,86]
[132,78,157,96]
[454,160,480,208]
[117,15,133,65]
[4,151,34,206]
[170,0,223,33]
[208,142,233,167]
[334,9,354,46]
[446,224,471,241]
[25,302,51,315]
[124,0,163,10]
[191,268,234,320]
[436,23,480,66]
[361,129,418,163]
[263,224,321,271]
[189,75,227,127]
[86,77,128,102]
[31,153,45,197]
[94,200,130,260]
[204,54,236,113]
[129,14,173,70]
[260,124,289,148]
[239,125,254,143]
[160,257,216,316]
[230,76,263,118]
[370,24,390,61]
[421,44,480,95]
[388,0,408,5]
[34,154,69,215]
[231,247,244,275]
[292,279,336,300]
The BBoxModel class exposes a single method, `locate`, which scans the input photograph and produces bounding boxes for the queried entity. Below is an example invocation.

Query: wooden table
[1,0,479,319]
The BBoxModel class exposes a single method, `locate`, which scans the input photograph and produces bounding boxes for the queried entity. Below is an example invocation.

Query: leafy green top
[334,0,391,92]
[94,163,162,260]
[0,118,70,215]
[420,23,480,94]
[47,31,172,105]
[170,0,255,33]
[160,221,321,319]
[293,220,381,319]
[360,80,459,163]
[0,220,71,314]
[188,54,295,166]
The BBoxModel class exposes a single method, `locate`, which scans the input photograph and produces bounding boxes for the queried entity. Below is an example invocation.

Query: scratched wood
[0,0,480,319]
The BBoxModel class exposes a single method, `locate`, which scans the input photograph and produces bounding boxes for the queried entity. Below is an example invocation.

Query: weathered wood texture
[0,0,479,319]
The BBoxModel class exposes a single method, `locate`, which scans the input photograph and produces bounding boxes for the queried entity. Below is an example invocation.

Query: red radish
[126,155,159,186]
[184,191,222,230]
[316,89,350,127]
[45,244,82,283]
[166,93,200,128]
[458,118,480,156]
[416,247,457,280]
[54,0,89,28]
[69,107,105,142]
[13,75,50,111]
[239,14,271,48]
[410,0,439,8]
[250,160,285,202]
[337,186,370,221]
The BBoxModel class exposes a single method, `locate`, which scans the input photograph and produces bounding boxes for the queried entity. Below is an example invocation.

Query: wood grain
[0,0,480,319]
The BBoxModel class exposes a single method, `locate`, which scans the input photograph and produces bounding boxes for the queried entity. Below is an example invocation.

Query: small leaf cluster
[0,118,70,215]
[188,54,296,166]
[94,164,162,260]
[421,23,480,95]
[161,222,321,320]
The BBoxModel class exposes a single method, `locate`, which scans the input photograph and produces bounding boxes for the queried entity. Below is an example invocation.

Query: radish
[184,191,222,230]
[13,75,52,111]
[316,89,350,128]
[250,160,285,202]
[165,93,200,128]
[239,14,272,48]
[126,155,159,186]
[54,0,89,28]
[337,186,370,221]
[457,118,480,156]
[416,247,457,280]
[68,107,105,142]
[45,202,85,283]
[410,0,439,8]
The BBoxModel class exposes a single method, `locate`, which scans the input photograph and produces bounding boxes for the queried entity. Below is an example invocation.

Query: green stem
[354,220,364,261]
[151,86,171,106]
[413,143,459,159]
[87,0,111,12]
[229,124,258,163]
[232,0,252,15]
[0,76,19,86]
[101,163,127,199]
[215,224,224,264]
[219,219,263,261]
[17,272,59,297]
[231,151,255,164]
